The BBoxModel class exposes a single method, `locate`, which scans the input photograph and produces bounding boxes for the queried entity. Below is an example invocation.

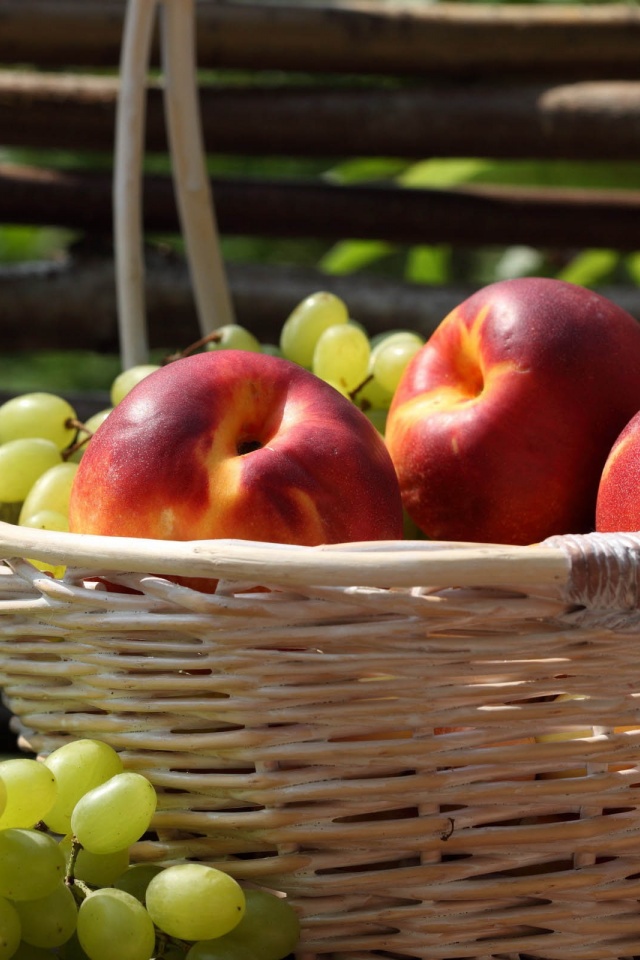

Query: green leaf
[557,249,620,286]
[405,245,451,284]
[319,239,394,275]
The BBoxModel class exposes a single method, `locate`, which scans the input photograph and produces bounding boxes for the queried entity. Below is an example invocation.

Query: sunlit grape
[59,834,130,888]
[146,863,245,942]
[280,291,349,367]
[110,365,161,406]
[371,332,423,394]
[0,829,66,900]
[186,889,300,960]
[77,888,155,960]
[312,323,370,393]
[0,438,62,503]
[18,462,78,524]
[0,895,21,960]
[71,772,156,855]
[14,881,78,948]
[43,739,124,837]
[206,325,261,353]
[0,393,77,451]
[0,758,57,829]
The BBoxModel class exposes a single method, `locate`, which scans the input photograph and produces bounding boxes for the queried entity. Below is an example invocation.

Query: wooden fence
[2,0,640,354]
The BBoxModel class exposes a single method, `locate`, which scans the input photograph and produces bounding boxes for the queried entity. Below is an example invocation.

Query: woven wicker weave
[2,522,640,959]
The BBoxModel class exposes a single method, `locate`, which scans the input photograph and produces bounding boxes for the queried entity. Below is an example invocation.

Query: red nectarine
[69,351,404,559]
[385,278,640,545]
[596,408,640,533]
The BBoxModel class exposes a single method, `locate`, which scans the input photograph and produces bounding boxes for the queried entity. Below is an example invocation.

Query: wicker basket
[2,523,640,960]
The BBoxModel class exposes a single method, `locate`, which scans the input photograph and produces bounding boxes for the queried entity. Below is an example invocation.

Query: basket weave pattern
[2,529,640,959]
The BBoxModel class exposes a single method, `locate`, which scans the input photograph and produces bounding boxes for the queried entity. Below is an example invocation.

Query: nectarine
[385,278,640,544]
[596,408,640,533]
[69,351,404,557]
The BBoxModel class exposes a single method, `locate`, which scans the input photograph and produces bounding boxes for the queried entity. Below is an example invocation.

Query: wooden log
[4,71,640,161]
[2,163,640,252]
[0,254,464,352]
[2,253,640,356]
[1,1,640,80]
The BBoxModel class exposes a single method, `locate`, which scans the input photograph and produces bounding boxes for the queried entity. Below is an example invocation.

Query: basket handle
[114,0,234,370]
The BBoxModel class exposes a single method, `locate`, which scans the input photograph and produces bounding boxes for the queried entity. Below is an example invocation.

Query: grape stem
[65,837,91,905]
[62,418,95,461]
[162,329,223,364]
[349,372,374,408]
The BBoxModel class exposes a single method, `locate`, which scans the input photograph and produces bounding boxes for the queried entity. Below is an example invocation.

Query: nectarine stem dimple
[237,439,262,456]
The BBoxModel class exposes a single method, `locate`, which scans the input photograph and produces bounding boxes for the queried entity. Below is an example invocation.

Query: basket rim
[0,518,570,591]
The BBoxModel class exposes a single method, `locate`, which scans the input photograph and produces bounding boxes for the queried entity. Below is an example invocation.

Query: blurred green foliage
[2,19,640,391]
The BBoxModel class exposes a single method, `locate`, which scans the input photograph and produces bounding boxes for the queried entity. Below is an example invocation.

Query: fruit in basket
[0,392,78,452]
[145,863,245,941]
[68,350,404,560]
[0,740,299,957]
[385,277,640,544]
[595,408,640,532]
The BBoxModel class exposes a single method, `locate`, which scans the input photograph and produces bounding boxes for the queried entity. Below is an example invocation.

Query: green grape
[0,776,6,820]
[351,374,393,411]
[206,325,261,353]
[370,328,421,349]
[280,291,349,367]
[186,889,300,960]
[113,863,165,904]
[0,758,57,830]
[43,739,124,837]
[9,943,56,960]
[145,863,245,942]
[77,888,155,960]
[0,439,62,503]
[71,772,156,855]
[67,409,113,463]
[365,408,388,436]
[0,393,77,452]
[59,835,130,888]
[260,343,282,357]
[0,896,21,960]
[18,462,78,524]
[110,365,161,407]
[19,510,69,579]
[371,332,424,395]
[323,379,351,399]
[19,510,69,533]
[312,323,371,393]
[186,940,253,960]
[0,829,66,900]
[13,881,78,948]
[57,931,91,960]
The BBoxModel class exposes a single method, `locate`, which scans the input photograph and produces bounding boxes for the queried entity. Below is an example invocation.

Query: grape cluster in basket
[0,739,300,960]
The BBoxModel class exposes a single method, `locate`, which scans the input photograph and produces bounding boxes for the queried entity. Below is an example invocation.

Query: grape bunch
[0,739,300,960]
[199,291,424,437]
